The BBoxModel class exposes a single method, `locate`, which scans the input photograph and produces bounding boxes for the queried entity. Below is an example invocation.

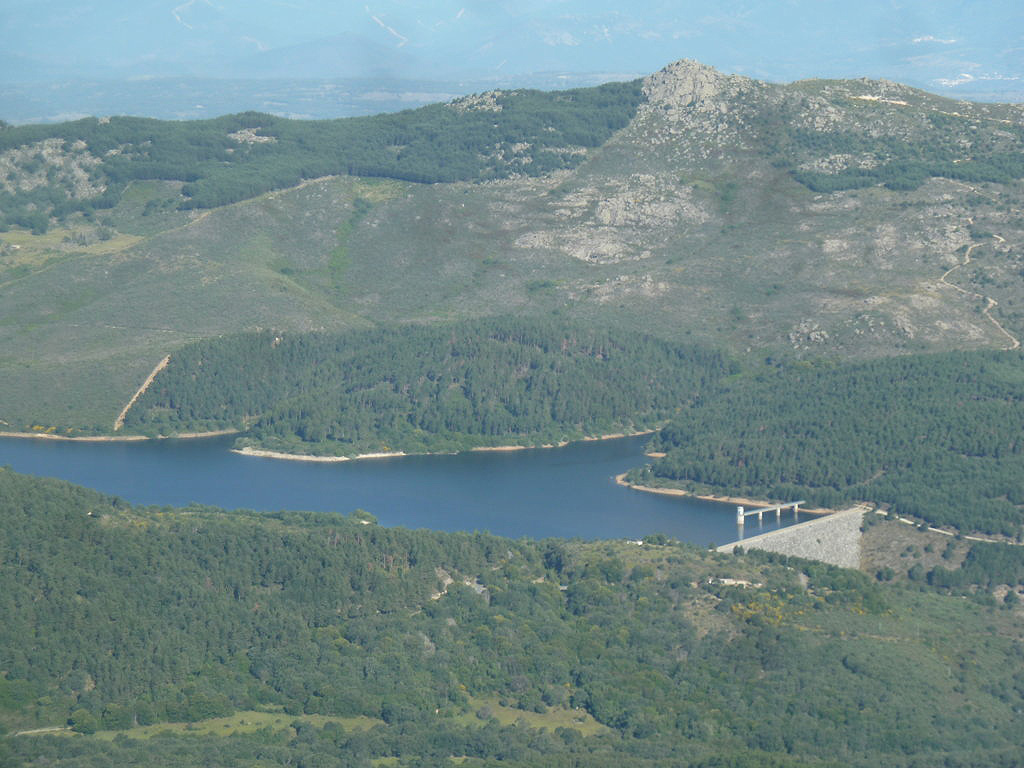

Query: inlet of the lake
[0,433,804,544]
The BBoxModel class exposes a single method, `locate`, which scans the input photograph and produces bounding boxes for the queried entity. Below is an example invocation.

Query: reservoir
[0,434,803,544]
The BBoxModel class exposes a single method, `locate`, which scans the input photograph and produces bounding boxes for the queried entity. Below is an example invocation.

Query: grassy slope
[0,177,383,431]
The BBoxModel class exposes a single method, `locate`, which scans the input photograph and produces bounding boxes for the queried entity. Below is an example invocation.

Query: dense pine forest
[122,318,734,455]
[630,350,1024,536]
[122,327,1024,539]
[5,468,1024,767]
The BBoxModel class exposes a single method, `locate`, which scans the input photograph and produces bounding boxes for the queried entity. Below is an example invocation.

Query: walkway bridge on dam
[736,501,805,526]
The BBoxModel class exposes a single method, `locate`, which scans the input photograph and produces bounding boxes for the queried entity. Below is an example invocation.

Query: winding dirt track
[938,230,1020,351]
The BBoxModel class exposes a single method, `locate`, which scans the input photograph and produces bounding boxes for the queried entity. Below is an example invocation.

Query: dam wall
[717,505,871,568]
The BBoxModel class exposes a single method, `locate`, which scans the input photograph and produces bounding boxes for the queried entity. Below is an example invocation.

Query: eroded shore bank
[231,447,408,463]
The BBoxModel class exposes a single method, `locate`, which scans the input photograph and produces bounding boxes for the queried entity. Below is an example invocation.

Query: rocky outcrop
[641,59,759,116]
[0,138,105,198]
[634,59,768,157]
[511,172,709,264]
[449,90,505,112]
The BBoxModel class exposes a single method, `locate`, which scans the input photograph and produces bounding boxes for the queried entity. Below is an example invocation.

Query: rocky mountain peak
[641,59,759,115]
[633,59,765,158]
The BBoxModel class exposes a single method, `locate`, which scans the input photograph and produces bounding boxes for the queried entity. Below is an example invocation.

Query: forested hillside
[772,104,1024,193]
[6,468,1024,767]
[0,80,642,230]
[122,318,734,455]
[630,349,1024,535]
[6,64,1024,231]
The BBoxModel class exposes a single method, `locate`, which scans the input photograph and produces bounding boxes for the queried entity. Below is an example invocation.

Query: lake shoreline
[614,473,834,516]
[232,430,659,463]
[0,427,806,544]
[0,429,239,443]
[0,427,656,459]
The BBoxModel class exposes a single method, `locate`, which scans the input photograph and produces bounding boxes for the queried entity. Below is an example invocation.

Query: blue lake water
[0,434,803,544]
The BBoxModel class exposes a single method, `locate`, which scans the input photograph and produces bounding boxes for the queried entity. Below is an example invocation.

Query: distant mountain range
[0,73,628,125]
[2,1,1021,122]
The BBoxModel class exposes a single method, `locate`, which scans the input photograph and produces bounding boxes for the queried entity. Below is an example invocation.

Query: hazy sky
[0,0,1015,118]
[1,1,1020,90]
